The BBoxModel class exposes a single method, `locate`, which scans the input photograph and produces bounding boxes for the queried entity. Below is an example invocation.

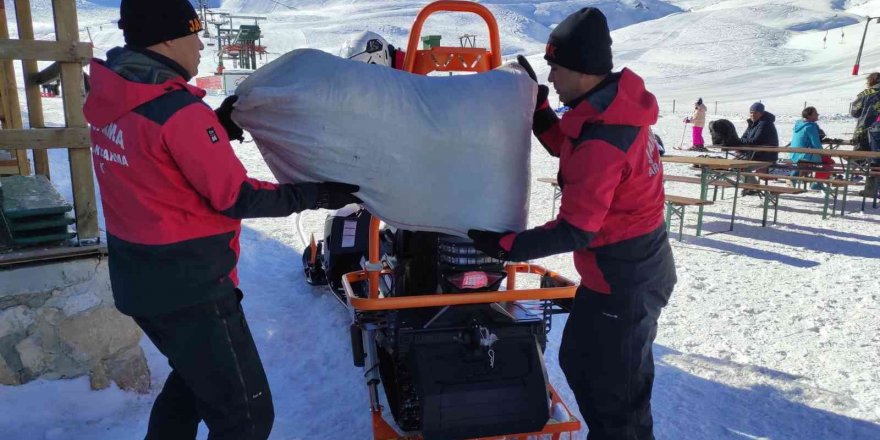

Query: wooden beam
[0,128,90,149]
[54,0,99,242]
[0,243,107,268]
[0,40,92,63]
[31,61,60,86]
[14,0,50,178]
[0,4,31,176]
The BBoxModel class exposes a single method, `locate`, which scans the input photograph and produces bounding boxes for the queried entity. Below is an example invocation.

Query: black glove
[467,229,510,261]
[536,84,549,110]
[517,55,538,82]
[516,55,549,111]
[215,95,244,142]
[314,182,361,210]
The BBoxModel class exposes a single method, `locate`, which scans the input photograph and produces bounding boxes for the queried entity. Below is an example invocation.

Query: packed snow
[1,1,879,439]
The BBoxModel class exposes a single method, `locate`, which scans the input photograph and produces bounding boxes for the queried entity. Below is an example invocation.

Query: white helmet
[339,31,394,67]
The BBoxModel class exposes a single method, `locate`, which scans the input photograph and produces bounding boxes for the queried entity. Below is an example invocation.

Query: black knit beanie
[544,7,613,75]
[119,0,203,48]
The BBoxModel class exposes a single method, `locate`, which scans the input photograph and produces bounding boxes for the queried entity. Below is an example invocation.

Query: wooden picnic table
[537,177,562,219]
[715,145,880,213]
[661,156,769,170]
[661,155,771,236]
[716,145,880,160]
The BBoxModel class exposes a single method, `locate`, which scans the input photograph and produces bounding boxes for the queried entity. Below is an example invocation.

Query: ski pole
[678,122,689,149]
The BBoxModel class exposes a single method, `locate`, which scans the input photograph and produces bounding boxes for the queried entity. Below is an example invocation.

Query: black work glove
[516,55,549,111]
[215,95,244,142]
[467,229,510,261]
[314,182,361,210]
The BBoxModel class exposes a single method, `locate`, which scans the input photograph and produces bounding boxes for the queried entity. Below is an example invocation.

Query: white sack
[233,49,536,236]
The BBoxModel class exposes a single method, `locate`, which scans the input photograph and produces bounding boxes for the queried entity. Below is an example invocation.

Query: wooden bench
[663,174,806,226]
[741,172,855,218]
[665,195,713,241]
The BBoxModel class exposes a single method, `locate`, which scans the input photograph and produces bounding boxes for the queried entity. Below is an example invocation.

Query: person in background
[850,72,880,152]
[740,102,779,192]
[790,106,830,191]
[684,98,707,151]
[83,1,360,439]
[864,114,880,198]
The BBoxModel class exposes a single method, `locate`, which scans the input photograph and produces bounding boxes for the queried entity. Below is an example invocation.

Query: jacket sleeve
[533,100,564,157]
[502,141,626,261]
[741,120,764,145]
[162,103,318,219]
[807,124,822,149]
[851,92,865,118]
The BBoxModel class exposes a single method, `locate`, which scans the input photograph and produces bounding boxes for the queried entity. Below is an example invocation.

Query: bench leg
[761,192,770,227]
[832,187,840,216]
[730,171,742,232]
[773,194,780,224]
[679,207,685,241]
[665,202,673,232]
[822,188,830,220]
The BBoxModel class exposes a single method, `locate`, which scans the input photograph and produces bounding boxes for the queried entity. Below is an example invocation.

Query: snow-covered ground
[2,1,880,439]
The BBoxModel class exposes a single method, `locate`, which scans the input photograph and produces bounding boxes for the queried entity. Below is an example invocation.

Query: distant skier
[683,98,708,151]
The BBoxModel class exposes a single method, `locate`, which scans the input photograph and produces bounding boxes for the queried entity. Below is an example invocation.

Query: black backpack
[708,119,741,147]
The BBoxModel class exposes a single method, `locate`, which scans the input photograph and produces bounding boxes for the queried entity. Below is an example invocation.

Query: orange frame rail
[350,217,578,311]
[371,384,581,440]
[402,0,503,74]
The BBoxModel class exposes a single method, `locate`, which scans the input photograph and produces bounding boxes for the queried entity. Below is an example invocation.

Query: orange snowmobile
[302,2,582,439]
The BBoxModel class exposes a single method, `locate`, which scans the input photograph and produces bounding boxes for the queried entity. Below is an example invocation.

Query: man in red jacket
[469,8,676,440]
[84,1,359,439]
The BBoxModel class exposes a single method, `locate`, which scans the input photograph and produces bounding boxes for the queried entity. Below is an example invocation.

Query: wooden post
[672,99,676,113]
[715,101,718,114]
[14,0,50,178]
[0,2,32,176]
[53,0,98,243]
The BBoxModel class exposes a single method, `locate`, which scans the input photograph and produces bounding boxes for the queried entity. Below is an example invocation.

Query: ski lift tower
[459,33,477,48]
[853,16,880,75]
[196,0,211,38]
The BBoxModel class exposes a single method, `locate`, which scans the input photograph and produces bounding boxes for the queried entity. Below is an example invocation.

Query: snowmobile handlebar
[402,0,503,74]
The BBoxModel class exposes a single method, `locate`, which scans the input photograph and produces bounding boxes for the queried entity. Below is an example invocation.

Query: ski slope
[1,1,880,439]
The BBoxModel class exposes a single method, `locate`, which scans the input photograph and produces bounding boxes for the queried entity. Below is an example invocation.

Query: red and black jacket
[501,69,676,294]
[85,47,317,316]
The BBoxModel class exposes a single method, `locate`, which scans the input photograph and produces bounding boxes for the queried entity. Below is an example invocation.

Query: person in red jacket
[469,8,676,440]
[83,1,360,439]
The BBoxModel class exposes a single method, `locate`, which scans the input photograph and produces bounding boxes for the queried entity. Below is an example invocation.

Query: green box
[421,35,442,49]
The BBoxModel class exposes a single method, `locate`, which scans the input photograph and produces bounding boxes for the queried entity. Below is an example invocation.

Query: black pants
[133,290,274,440]
[559,285,672,440]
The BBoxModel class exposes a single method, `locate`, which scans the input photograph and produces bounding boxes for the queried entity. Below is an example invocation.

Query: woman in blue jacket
[790,106,828,189]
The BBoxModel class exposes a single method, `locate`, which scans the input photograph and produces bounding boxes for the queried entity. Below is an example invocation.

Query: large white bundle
[232,49,536,236]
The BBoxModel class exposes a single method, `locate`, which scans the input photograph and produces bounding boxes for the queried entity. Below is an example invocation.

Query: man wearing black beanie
[469,7,676,440]
[83,1,360,439]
